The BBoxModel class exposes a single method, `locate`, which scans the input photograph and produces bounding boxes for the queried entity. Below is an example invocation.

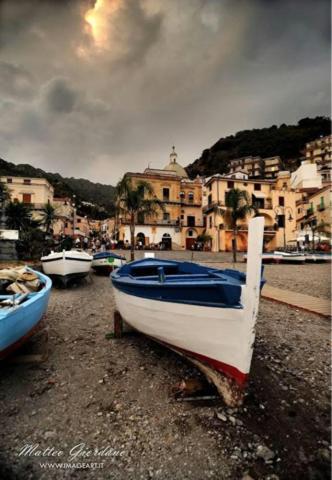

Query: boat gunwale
[0,268,52,320]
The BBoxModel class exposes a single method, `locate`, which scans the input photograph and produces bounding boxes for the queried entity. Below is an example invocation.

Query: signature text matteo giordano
[17,442,126,469]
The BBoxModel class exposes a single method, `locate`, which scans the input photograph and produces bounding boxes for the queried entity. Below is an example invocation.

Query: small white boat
[41,250,92,286]
[244,251,306,264]
[92,251,126,275]
[111,217,265,406]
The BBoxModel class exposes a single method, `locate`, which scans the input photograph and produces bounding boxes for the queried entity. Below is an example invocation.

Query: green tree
[5,201,32,232]
[219,189,257,262]
[0,181,9,205]
[116,176,165,261]
[41,201,56,234]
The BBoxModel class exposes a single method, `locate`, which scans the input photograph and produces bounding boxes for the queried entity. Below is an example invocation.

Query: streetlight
[274,206,293,250]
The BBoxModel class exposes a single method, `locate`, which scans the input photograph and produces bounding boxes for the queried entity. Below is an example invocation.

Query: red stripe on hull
[161,340,248,387]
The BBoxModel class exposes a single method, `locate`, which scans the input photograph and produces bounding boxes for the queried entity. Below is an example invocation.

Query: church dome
[163,146,188,177]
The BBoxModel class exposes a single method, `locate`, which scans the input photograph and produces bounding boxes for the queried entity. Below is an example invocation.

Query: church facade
[118,148,205,249]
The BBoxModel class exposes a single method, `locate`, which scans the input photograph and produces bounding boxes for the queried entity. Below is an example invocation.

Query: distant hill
[186,116,331,178]
[0,158,116,218]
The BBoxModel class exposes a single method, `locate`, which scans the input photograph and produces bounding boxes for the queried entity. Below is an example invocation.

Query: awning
[252,192,267,198]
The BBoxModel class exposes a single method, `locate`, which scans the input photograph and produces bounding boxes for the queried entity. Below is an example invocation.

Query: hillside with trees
[186,117,331,178]
[0,158,116,218]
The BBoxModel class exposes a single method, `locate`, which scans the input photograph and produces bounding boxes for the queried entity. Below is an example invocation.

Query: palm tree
[219,188,257,262]
[5,201,32,232]
[41,201,56,234]
[116,175,165,261]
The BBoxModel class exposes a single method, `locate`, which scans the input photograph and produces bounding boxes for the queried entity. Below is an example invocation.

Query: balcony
[317,204,325,211]
[306,207,314,218]
[203,201,224,213]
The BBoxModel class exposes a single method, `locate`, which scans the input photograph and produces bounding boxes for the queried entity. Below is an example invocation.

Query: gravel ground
[0,257,330,480]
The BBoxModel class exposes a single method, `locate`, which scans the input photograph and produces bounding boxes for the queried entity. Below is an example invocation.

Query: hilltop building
[305,134,332,182]
[228,156,281,179]
[203,171,297,252]
[118,147,205,249]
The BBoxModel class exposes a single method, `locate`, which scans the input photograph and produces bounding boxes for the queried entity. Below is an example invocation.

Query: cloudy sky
[0,0,330,184]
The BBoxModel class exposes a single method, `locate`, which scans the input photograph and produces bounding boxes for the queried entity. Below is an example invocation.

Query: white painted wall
[290,161,322,190]
[122,225,181,244]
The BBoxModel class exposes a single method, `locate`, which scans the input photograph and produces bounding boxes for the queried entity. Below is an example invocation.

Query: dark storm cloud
[0,0,330,183]
[44,78,79,114]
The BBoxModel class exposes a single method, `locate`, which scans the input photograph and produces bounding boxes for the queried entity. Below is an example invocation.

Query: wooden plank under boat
[0,269,52,360]
[111,217,265,406]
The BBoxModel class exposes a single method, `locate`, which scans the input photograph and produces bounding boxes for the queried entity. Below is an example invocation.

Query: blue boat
[0,269,52,359]
[92,251,126,274]
[111,217,266,406]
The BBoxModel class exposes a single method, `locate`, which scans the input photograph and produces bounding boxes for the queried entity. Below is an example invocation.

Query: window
[227,181,234,189]
[208,194,212,206]
[22,193,32,204]
[297,208,301,214]
[23,179,31,185]
[7,178,12,183]
[252,195,264,209]
[188,192,194,203]
[188,229,194,237]
[187,216,195,227]
[279,196,285,207]
[208,184,212,191]
[137,212,145,224]
[162,188,170,201]
[180,214,184,220]
[64,222,68,228]
[254,183,261,191]
[180,191,185,200]
[163,212,170,221]
[77,218,81,223]
[209,216,213,228]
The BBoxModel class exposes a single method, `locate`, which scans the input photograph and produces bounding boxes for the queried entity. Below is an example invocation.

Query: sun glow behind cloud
[84,0,121,50]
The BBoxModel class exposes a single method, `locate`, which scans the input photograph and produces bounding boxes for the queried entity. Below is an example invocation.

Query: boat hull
[0,270,52,359]
[92,257,125,274]
[113,288,249,386]
[41,251,92,285]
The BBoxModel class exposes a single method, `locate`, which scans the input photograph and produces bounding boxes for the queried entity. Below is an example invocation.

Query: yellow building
[203,171,297,252]
[118,148,204,249]
[295,184,331,245]
[1,175,54,222]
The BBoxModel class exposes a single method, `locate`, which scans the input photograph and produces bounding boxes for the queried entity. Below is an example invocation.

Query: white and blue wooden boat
[92,251,126,274]
[0,269,52,360]
[111,217,265,406]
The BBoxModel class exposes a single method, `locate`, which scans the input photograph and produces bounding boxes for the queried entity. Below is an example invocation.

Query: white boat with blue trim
[41,250,92,286]
[92,251,126,274]
[0,268,52,360]
[111,217,265,406]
